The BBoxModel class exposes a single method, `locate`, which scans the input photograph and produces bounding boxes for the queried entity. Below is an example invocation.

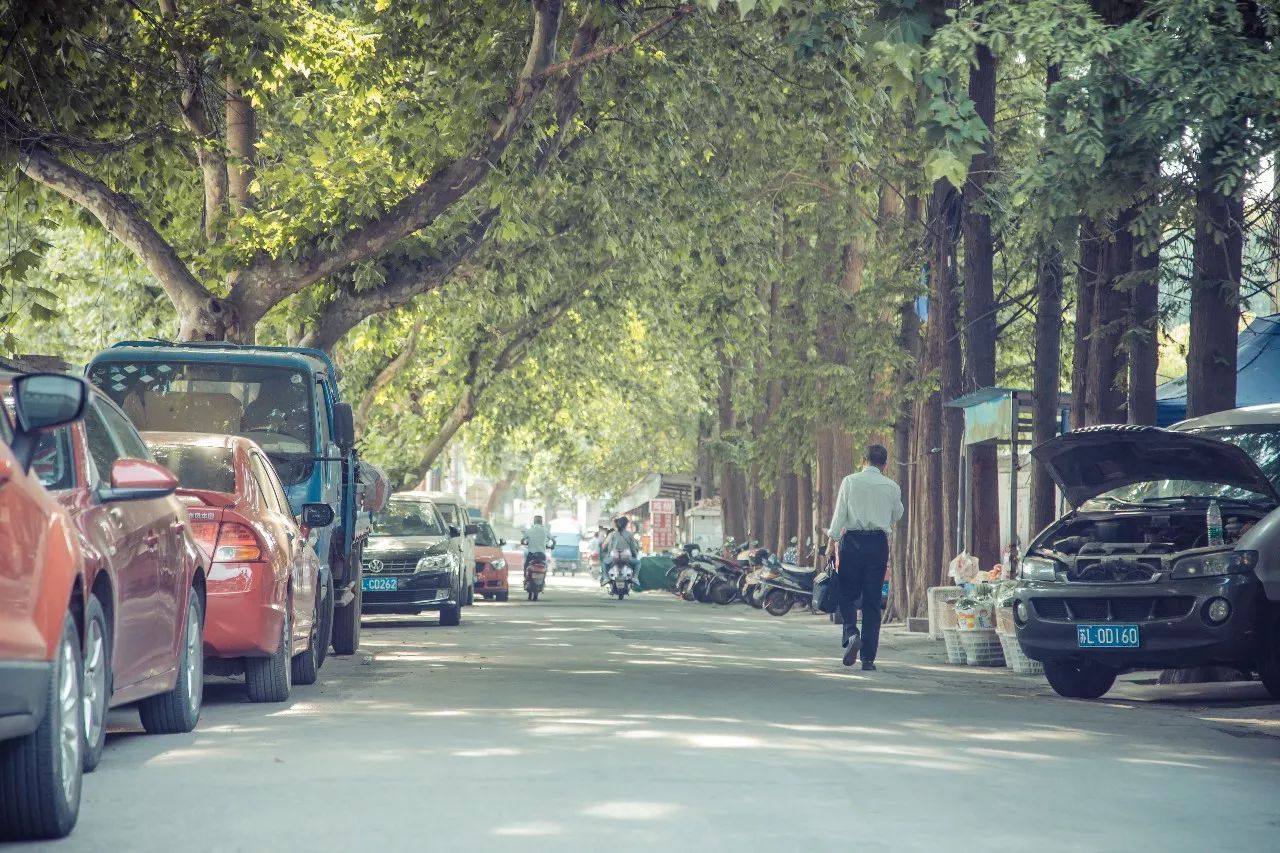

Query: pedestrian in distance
[827,444,903,671]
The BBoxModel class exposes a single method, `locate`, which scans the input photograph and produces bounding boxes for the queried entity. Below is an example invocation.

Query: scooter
[757,551,818,617]
[605,549,636,600]
[524,553,547,601]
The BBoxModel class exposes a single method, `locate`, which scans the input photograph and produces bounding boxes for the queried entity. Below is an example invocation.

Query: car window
[83,402,123,482]
[0,398,12,444]
[252,452,293,517]
[31,429,75,491]
[94,398,152,461]
[474,521,498,546]
[437,503,460,527]
[371,500,447,537]
[150,443,236,493]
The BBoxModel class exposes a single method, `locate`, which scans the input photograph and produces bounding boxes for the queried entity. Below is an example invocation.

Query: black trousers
[837,530,889,663]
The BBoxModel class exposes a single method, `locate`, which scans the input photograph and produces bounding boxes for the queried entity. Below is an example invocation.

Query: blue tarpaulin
[1156,314,1280,426]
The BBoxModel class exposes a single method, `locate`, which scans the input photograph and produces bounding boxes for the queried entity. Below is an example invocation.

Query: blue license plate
[362,577,399,592]
[1077,624,1139,648]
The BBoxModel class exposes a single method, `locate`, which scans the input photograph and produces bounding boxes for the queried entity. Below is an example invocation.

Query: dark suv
[361,494,464,626]
[1015,423,1280,700]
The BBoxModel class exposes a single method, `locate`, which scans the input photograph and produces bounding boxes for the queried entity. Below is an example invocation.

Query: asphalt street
[19,575,1280,852]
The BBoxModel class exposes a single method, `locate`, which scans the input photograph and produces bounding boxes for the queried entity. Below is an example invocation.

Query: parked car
[418,491,477,605]
[0,373,91,840]
[3,375,207,786]
[362,494,465,625]
[473,519,509,601]
[1016,421,1280,699]
[144,433,335,702]
[88,342,368,656]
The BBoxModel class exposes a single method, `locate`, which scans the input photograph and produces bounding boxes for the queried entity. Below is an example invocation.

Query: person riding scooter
[601,516,640,585]
[522,515,551,569]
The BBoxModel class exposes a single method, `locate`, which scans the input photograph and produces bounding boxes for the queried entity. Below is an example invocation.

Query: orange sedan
[144,433,334,702]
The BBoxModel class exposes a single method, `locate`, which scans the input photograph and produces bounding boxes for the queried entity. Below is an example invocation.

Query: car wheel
[496,591,509,603]
[1043,658,1117,699]
[465,583,475,606]
[314,571,334,671]
[332,583,362,656]
[0,612,83,841]
[439,601,462,627]
[82,596,110,773]
[246,607,292,703]
[139,588,204,734]
[291,591,321,686]
[1256,604,1280,698]
[763,589,794,617]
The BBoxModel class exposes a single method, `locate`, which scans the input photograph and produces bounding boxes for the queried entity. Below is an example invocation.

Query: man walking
[827,444,903,671]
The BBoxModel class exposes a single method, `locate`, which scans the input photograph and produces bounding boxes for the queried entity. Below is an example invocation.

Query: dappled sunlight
[453,747,522,758]
[491,823,565,837]
[581,801,682,820]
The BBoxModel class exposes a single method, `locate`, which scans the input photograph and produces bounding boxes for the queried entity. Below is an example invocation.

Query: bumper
[0,660,50,742]
[363,571,458,614]
[205,561,286,658]
[475,563,509,593]
[1014,574,1263,671]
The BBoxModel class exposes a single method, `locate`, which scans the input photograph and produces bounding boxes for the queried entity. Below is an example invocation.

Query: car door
[250,451,313,647]
[80,399,162,687]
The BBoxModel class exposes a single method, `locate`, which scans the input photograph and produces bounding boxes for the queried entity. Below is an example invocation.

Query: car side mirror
[464,523,479,537]
[301,503,335,529]
[9,373,89,472]
[448,525,461,538]
[333,402,355,451]
[499,538,506,546]
[99,459,177,503]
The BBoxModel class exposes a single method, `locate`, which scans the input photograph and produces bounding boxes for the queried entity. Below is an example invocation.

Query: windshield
[1096,425,1280,505]
[89,360,316,484]
[149,444,236,493]
[474,521,498,546]
[372,500,446,537]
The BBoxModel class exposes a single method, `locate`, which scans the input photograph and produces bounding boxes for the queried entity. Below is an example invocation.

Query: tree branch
[355,317,422,433]
[16,145,222,336]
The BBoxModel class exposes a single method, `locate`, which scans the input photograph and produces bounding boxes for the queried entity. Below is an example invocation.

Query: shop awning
[611,473,698,516]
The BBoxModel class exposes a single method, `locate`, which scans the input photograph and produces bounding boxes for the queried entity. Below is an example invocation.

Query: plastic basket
[994,605,1016,634]
[942,628,966,665]
[959,630,1006,667]
[997,632,1044,676]
[928,587,964,639]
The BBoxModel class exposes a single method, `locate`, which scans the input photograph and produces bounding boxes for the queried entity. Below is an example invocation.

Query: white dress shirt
[827,466,904,537]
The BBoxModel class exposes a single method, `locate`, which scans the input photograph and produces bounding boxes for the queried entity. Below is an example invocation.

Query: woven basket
[942,628,966,665]
[997,632,1044,676]
[959,630,1006,667]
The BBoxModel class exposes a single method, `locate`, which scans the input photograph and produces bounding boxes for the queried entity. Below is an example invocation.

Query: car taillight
[213,522,262,562]
[190,521,219,553]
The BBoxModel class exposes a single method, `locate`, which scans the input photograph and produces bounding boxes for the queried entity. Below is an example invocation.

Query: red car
[473,518,509,601]
[1,373,206,840]
[0,372,90,840]
[144,433,333,702]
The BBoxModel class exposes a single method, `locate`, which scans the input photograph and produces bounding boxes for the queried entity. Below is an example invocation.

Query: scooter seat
[782,563,816,575]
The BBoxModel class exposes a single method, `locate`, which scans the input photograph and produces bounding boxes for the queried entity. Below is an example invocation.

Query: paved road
[21,576,1280,852]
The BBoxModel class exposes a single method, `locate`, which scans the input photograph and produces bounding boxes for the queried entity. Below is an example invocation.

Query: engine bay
[1032,508,1267,581]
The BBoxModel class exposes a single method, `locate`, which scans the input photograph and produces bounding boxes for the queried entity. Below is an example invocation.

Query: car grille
[363,556,420,575]
[1032,596,1196,623]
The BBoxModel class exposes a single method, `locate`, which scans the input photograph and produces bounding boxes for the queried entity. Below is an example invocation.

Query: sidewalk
[795,611,1280,740]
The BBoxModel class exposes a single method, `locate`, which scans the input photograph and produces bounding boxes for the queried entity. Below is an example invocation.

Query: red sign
[649,499,677,549]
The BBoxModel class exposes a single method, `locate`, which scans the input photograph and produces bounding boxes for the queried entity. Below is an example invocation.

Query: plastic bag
[947,551,980,584]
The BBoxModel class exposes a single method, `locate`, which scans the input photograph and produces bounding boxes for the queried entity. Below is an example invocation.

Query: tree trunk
[1031,227,1066,537]
[1187,163,1244,417]
[1085,213,1133,425]
[797,464,814,565]
[484,471,516,517]
[355,319,422,432]
[1071,220,1103,428]
[1127,229,1160,425]
[934,182,964,562]
[777,472,797,556]
[892,298,920,610]
[225,75,257,212]
[717,352,747,542]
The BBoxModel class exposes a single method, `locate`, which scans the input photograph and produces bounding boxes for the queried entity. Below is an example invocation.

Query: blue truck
[87,341,371,655]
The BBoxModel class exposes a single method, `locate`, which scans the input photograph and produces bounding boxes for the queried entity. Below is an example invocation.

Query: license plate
[1077,624,1139,648]
[362,577,399,592]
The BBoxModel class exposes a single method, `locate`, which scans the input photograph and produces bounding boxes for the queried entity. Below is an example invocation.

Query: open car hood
[1031,425,1280,508]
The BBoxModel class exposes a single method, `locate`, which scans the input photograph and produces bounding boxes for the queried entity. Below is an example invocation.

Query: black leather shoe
[861,662,877,672]
[842,635,861,667]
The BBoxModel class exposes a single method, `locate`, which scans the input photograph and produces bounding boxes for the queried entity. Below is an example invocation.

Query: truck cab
[87,342,369,655]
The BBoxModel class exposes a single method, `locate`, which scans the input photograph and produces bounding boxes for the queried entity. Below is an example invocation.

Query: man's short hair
[866,444,888,467]
[533,515,543,524]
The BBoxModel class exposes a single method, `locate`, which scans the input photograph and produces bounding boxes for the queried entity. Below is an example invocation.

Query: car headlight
[417,553,455,572]
[1020,556,1059,581]
[491,558,506,571]
[1171,550,1255,579]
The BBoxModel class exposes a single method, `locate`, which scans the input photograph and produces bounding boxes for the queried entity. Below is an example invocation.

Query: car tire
[246,607,292,703]
[1257,604,1280,699]
[496,591,509,603]
[0,612,83,841]
[314,571,334,671]
[291,592,322,686]
[1043,658,1117,699]
[465,583,475,606]
[139,588,203,735]
[82,596,111,773]
[439,601,462,627]
[332,587,362,656]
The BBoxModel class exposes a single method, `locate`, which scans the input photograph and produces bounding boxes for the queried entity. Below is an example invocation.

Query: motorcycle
[524,552,548,601]
[739,548,774,609]
[605,549,636,600]
[757,549,819,617]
